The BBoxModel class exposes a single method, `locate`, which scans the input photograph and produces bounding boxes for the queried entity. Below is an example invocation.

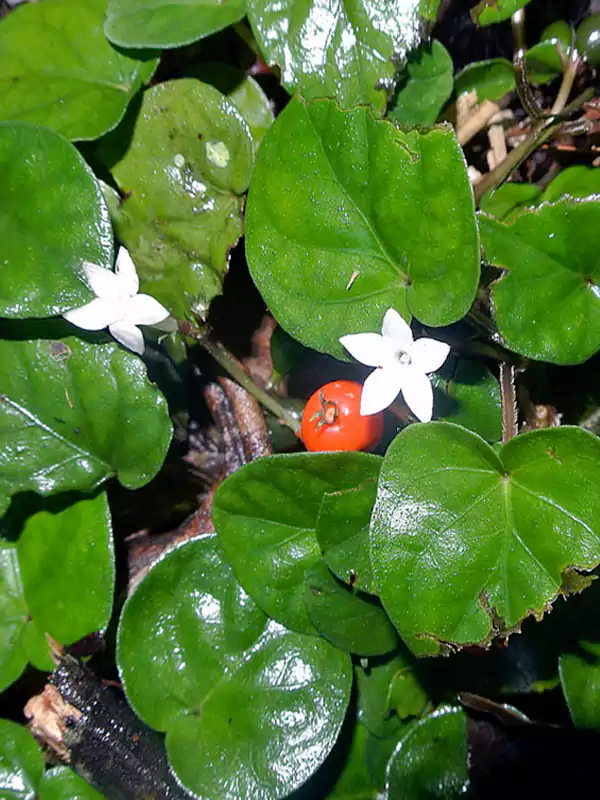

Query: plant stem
[551,52,578,115]
[179,321,302,436]
[500,363,518,443]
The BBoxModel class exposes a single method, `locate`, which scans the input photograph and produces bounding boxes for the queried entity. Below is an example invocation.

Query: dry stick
[179,320,302,435]
[457,100,501,146]
[500,363,518,443]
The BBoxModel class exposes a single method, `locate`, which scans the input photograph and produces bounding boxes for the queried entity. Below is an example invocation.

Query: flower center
[396,349,411,366]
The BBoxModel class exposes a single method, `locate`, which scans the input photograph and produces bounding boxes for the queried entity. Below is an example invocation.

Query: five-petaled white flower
[63,247,172,356]
[339,308,450,422]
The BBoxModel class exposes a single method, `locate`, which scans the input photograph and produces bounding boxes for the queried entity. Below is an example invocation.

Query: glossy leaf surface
[541,166,600,204]
[305,560,398,656]
[386,706,469,798]
[118,535,352,799]
[371,423,600,656]
[247,0,439,112]
[213,451,382,634]
[0,545,31,691]
[316,472,379,595]
[0,334,171,514]
[0,123,112,318]
[247,97,480,358]
[0,0,158,141]
[389,40,453,126]
[0,719,44,799]
[99,79,254,319]
[471,0,532,26]
[105,0,245,48]
[480,200,600,364]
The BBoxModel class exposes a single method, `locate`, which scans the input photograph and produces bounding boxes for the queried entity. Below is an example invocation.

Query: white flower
[63,248,172,355]
[339,308,450,422]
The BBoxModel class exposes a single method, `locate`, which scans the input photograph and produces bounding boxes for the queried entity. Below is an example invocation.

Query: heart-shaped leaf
[98,79,254,319]
[480,199,600,364]
[247,0,441,113]
[0,331,171,514]
[105,0,246,48]
[0,123,113,318]
[316,471,380,595]
[212,451,382,634]
[0,0,158,141]
[471,0,532,26]
[388,40,454,127]
[0,492,114,690]
[305,560,398,656]
[117,535,352,799]
[0,719,44,800]
[246,97,480,358]
[371,422,600,656]
[385,706,468,798]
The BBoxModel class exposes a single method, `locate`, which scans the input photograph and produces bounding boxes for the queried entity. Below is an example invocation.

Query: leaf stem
[500,363,518,443]
[179,321,302,436]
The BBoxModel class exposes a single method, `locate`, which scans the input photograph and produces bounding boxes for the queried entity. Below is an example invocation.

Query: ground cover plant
[2,0,600,797]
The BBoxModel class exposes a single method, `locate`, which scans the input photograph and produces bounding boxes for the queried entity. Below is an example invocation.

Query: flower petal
[360,366,404,416]
[126,293,171,326]
[63,297,118,330]
[115,247,139,297]
[339,332,388,367]
[411,338,451,374]
[382,308,413,349]
[401,367,434,422]
[81,262,120,301]
[109,321,145,355]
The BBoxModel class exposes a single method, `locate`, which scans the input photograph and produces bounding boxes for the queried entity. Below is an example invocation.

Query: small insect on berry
[301,380,384,453]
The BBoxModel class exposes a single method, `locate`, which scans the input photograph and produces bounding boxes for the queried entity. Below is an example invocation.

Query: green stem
[179,321,302,436]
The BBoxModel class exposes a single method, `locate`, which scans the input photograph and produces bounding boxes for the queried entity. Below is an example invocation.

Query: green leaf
[388,41,454,127]
[471,0,532,26]
[371,423,600,656]
[247,0,435,113]
[212,451,382,635]
[98,79,254,320]
[0,0,158,141]
[541,166,600,204]
[432,359,502,442]
[328,721,379,800]
[480,200,600,364]
[385,706,469,798]
[316,474,379,595]
[187,65,274,145]
[479,183,542,221]
[17,492,114,646]
[0,123,113,318]
[246,97,480,358]
[356,653,428,739]
[117,535,352,799]
[305,560,398,656]
[105,0,245,48]
[0,545,30,691]
[0,718,44,800]
[40,767,106,800]
[559,643,600,730]
[454,58,515,102]
[0,333,171,514]
[0,492,114,688]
